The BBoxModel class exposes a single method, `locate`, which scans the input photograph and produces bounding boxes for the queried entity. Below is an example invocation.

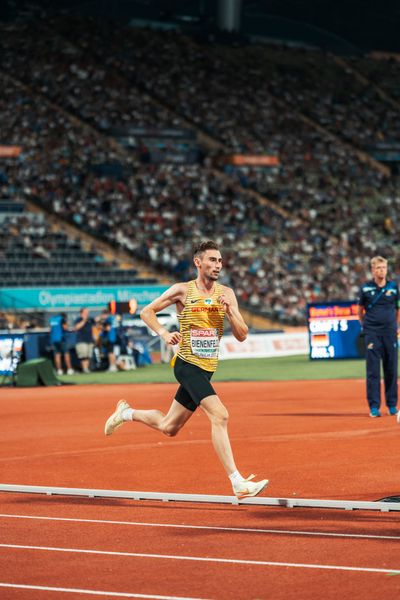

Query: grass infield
[58,354,373,385]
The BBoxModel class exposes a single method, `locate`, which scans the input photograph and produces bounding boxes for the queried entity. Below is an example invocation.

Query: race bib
[190,328,219,359]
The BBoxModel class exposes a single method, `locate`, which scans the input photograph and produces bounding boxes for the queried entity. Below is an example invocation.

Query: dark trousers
[364,333,398,409]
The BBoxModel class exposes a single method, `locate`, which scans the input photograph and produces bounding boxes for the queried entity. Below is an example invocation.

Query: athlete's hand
[161,330,182,346]
[218,294,232,315]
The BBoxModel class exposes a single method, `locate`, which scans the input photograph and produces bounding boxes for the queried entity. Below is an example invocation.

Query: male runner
[105,240,268,498]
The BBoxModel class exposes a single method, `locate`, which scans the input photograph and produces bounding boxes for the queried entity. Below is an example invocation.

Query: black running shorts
[173,356,216,412]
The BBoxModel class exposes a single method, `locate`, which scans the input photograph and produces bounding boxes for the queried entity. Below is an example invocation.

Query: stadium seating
[0,214,147,287]
[1,15,399,324]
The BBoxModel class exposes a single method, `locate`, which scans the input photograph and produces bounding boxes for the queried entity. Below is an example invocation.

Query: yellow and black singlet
[177,280,225,372]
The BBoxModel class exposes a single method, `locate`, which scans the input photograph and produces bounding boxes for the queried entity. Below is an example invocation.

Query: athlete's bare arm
[140,282,188,345]
[218,286,248,342]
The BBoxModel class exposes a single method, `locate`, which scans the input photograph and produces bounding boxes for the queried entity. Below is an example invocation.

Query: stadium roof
[2,0,400,53]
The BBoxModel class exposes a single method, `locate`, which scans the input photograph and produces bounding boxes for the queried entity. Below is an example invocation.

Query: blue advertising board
[307,301,364,360]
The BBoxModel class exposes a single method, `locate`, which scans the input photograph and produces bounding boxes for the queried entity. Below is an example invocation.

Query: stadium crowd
[42,16,400,152]
[1,15,400,324]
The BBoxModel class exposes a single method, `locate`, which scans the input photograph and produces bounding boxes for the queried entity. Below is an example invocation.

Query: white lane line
[0,513,398,542]
[0,583,211,599]
[1,543,399,575]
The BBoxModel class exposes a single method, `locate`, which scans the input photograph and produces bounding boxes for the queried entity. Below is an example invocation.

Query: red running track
[0,380,400,599]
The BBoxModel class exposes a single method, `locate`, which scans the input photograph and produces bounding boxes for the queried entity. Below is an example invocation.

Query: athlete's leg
[200,394,237,475]
[200,394,269,498]
[133,399,194,436]
[105,395,194,437]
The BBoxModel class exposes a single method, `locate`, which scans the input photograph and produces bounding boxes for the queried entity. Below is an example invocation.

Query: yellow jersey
[177,280,225,372]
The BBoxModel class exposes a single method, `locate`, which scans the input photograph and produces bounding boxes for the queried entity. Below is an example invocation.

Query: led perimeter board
[0,333,24,375]
[307,301,364,360]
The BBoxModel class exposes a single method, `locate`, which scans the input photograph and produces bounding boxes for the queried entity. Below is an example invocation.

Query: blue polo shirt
[358,280,399,334]
[49,314,66,343]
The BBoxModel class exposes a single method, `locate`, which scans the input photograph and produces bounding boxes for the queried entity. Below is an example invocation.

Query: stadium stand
[0,213,151,287]
[1,14,400,324]
[349,53,400,104]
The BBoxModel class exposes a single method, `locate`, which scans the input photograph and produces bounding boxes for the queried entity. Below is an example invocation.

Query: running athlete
[104,240,268,498]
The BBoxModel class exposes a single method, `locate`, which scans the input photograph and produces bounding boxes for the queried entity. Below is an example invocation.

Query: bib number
[190,328,219,359]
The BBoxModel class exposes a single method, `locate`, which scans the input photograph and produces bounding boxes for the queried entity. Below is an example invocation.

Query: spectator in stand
[74,307,96,373]
[2,20,400,326]
[49,312,74,375]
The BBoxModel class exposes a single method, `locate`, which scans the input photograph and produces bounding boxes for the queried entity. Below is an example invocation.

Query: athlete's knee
[210,404,229,427]
[161,421,181,437]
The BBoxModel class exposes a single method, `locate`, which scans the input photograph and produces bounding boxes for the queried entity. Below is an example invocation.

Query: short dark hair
[193,240,219,258]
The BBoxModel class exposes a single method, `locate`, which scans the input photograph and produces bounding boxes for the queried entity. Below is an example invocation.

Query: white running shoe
[66,369,74,375]
[397,410,400,424]
[232,474,269,499]
[104,399,131,436]
[57,369,63,376]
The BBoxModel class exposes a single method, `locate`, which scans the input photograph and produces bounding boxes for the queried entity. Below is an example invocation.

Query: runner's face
[198,250,223,281]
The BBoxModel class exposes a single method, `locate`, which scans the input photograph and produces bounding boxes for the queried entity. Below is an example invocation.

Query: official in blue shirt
[358,256,399,417]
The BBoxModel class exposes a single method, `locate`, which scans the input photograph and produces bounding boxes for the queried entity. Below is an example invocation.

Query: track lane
[2,514,400,569]
[2,380,400,599]
[1,494,399,538]
[1,543,400,600]
[2,511,400,541]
